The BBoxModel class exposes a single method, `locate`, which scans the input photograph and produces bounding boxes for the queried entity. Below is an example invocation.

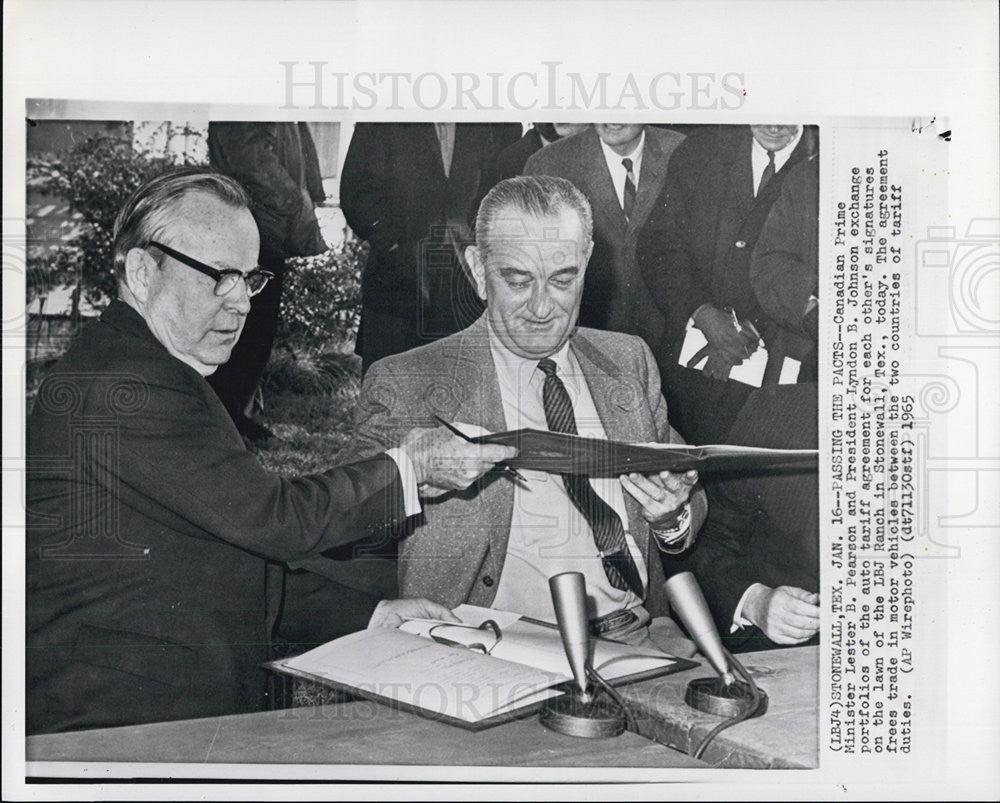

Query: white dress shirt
[751,127,802,196]
[486,326,647,622]
[434,122,456,178]
[598,130,646,211]
[385,448,422,518]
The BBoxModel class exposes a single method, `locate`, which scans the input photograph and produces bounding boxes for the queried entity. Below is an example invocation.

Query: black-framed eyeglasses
[148,241,274,298]
[428,619,503,655]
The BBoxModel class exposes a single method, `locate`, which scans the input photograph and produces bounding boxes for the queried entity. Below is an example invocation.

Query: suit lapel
[449,123,482,193]
[450,315,506,432]
[448,315,514,565]
[710,127,755,264]
[419,123,448,180]
[726,128,755,216]
[579,128,628,235]
[761,125,817,200]
[571,333,635,443]
[629,129,668,232]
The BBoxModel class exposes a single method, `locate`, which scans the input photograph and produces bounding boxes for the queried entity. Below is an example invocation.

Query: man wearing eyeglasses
[25,168,515,735]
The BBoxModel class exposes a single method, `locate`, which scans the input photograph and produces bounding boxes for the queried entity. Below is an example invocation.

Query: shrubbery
[27,126,366,401]
[277,236,365,352]
[27,131,205,308]
[263,236,366,398]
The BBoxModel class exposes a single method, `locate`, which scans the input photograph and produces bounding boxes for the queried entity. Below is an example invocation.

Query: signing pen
[432,415,526,483]
[726,306,755,360]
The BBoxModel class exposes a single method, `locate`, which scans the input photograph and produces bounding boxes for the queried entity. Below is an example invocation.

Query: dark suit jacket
[751,155,819,380]
[497,127,544,180]
[324,314,706,616]
[524,126,685,349]
[208,122,326,266]
[489,123,525,153]
[26,301,408,734]
[676,383,818,651]
[339,123,501,366]
[638,124,819,364]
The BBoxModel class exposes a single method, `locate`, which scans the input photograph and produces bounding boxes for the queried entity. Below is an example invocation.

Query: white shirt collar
[485,319,578,394]
[599,129,646,212]
[599,129,646,173]
[751,127,803,170]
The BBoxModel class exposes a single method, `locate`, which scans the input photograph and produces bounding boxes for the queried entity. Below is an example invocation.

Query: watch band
[650,502,692,551]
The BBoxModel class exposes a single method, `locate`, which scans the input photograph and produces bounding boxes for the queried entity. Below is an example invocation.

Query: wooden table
[26,645,816,776]
[621,644,818,768]
[26,701,708,778]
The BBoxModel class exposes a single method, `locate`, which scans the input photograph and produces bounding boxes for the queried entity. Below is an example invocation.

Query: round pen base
[539,691,627,738]
[684,676,768,718]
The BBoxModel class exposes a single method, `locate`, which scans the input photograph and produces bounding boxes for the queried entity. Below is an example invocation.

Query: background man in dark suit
[751,154,820,382]
[206,122,328,441]
[25,168,514,734]
[674,382,819,652]
[339,122,505,371]
[496,123,591,180]
[525,123,685,351]
[638,124,818,444]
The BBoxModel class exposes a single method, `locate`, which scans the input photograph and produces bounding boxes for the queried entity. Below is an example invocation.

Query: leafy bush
[27,130,206,307]
[276,236,366,351]
[27,124,365,403]
[262,236,366,398]
[263,346,360,399]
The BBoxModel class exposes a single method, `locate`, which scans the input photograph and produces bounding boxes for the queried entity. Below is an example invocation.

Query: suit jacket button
[482,575,494,587]
[735,240,747,248]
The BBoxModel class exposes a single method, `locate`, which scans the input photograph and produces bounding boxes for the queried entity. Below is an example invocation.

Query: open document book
[267,604,697,730]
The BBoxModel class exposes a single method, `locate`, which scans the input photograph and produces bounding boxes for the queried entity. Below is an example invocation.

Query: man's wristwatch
[650,502,692,551]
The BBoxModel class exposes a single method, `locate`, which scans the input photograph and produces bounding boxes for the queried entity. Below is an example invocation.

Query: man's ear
[123,247,156,304]
[465,245,488,301]
[582,239,595,268]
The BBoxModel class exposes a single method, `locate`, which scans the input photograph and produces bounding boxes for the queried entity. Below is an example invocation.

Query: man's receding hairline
[154,189,254,240]
[483,202,587,239]
[171,187,249,217]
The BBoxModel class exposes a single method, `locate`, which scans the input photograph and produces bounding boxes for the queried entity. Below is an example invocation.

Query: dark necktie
[757,149,776,196]
[622,157,637,220]
[537,358,643,597]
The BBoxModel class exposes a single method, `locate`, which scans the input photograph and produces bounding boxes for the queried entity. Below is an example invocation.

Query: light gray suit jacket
[524,125,685,348]
[337,314,707,614]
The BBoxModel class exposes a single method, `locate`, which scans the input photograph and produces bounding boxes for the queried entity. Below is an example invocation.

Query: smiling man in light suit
[327,176,707,654]
[523,123,685,351]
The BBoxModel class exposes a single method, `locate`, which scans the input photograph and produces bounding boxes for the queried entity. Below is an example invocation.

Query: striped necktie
[622,157,637,220]
[537,358,643,597]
